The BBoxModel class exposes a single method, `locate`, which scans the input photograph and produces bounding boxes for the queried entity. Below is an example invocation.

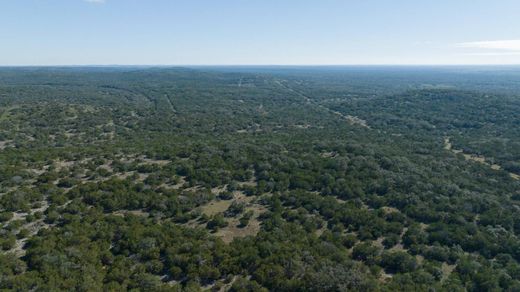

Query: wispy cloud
[456,40,520,51]
[84,0,106,4]
[463,52,520,56]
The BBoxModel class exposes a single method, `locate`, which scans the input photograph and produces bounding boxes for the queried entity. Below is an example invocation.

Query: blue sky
[1,0,520,65]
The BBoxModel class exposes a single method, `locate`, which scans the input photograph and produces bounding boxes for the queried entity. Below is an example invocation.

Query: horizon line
[1,64,520,68]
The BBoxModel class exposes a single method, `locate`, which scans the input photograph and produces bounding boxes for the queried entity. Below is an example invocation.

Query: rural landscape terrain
[1,66,520,291]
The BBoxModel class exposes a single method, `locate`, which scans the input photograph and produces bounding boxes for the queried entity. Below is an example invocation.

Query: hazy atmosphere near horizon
[1,0,520,65]
[2,1,520,292]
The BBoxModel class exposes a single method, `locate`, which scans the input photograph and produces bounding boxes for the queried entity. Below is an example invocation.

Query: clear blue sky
[1,0,520,65]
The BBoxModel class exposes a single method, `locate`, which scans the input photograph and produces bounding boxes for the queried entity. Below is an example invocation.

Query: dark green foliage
[382,234,400,249]
[1,67,520,290]
[207,214,228,231]
[352,242,381,265]
[229,277,268,292]
[218,191,234,200]
[0,234,16,250]
[0,212,13,222]
[239,210,254,228]
[225,201,245,218]
[380,251,418,273]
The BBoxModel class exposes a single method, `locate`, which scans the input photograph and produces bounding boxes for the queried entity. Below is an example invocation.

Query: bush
[0,235,16,250]
[229,277,268,292]
[225,201,246,217]
[17,228,30,239]
[207,214,228,231]
[352,242,381,265]
[239,211,254,228]
[218,192,234,200]
[57,178,77,188]
[383,234,400,249]
[45,210,60,224]
[0,211,13,222]
[380,251,418,273]
[343,234,357,248]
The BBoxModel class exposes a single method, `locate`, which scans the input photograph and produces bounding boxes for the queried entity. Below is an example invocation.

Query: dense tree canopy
[1,67,520,290]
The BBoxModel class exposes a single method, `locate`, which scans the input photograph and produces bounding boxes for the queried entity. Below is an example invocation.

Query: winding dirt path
[274,80,369,128]
[444,138,519,180]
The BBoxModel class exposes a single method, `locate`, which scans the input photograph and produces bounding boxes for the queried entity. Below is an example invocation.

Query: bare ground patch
[441,262,456,282]
[214,204,267,244]
[0,140,12,150]
[112,210,150,217]
[444,137,518,180]
[201,200,233,217]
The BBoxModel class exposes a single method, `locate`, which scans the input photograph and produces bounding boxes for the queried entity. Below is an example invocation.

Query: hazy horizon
[2,65,520,69]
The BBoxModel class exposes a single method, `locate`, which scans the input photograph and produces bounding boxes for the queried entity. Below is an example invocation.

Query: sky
[1,0,520,66]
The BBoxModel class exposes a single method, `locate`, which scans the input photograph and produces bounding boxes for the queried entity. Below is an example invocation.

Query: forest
[1,66,520,291]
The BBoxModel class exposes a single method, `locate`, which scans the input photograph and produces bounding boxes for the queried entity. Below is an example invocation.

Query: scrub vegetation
[1,66,520,291]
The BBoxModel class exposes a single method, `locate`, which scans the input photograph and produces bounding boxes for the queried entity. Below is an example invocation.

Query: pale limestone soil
[444,138,519,180]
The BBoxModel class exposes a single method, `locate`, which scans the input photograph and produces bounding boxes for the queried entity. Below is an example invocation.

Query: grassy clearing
[214,204,267,244]
[196,190,267,243]
[201,200,233,217]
